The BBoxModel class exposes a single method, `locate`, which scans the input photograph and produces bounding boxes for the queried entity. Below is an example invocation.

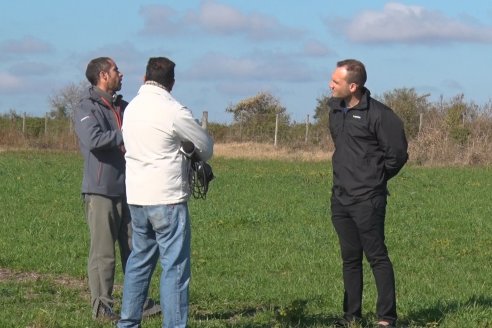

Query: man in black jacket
[328,59,408,328]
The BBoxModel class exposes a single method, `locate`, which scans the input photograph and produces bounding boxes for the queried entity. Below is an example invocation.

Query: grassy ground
[0,150,491,327]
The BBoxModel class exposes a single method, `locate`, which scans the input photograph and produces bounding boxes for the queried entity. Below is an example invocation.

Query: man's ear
[349,82,358,93]
[96,71,107,87]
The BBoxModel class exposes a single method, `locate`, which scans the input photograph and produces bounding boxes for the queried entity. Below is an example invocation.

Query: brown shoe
[142,298,161,318]
[94,302,120,322]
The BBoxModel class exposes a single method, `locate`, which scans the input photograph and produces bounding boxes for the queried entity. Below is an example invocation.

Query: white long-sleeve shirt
[122,84,214,205]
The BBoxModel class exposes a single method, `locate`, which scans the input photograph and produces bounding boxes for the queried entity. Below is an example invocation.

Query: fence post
[274,113,279,147]
[239,111,243,142]
[305,114,310,144]
[201,111,208,130]
[45,113,48,136]
[419,113,423,135]
[417,93,430,136]
[22,112,26,135]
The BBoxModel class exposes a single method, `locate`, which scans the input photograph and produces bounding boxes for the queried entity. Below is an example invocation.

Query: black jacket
[328,88,408,205]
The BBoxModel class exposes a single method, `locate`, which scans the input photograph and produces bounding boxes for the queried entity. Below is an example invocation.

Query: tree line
[2,82,492,165]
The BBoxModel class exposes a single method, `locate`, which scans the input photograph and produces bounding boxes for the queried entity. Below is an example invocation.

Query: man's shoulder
[367,97,404,128]
[128,92,184,112]
[76,97,105,118]
[76,88,100,109]
[368,97,394,115]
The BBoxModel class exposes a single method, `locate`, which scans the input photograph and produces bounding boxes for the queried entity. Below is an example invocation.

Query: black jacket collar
[329,88,371,111]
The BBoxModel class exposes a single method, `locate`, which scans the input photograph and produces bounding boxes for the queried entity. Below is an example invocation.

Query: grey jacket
[73,86,127,197]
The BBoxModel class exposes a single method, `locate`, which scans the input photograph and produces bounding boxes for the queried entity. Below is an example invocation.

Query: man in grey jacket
[73,57,129,321]
[74,57,160,321]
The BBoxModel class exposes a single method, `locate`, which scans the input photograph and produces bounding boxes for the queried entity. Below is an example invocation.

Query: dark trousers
[331,195,397,324]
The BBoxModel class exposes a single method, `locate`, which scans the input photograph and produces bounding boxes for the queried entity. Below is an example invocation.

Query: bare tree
[48,81,88,120]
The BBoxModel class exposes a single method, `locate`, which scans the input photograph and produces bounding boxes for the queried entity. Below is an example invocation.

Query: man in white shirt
[117,57,214,328]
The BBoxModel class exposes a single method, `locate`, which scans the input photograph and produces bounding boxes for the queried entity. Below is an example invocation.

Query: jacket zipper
[100,97,122,129]
[100,97,125,154]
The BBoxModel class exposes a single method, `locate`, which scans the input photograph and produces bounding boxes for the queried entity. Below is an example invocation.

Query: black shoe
[94,302,120,322]
[142,298,161,318]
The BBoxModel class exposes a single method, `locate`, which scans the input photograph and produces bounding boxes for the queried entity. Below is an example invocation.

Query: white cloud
[0,72,23,93]
[187,0,301,40]
[184,51,314,82]
[303,40,334,57]
[188,0,249,33]
[337,2,492,44]
[139,0,303,41]
[139,4,181,35]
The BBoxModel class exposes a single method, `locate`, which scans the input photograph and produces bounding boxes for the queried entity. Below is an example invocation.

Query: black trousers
[331,195,397,324]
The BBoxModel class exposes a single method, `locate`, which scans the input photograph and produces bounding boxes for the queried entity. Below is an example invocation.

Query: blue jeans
[118,203,191,328]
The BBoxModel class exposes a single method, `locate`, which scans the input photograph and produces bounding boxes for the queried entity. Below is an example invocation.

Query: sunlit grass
[0,151,491,327]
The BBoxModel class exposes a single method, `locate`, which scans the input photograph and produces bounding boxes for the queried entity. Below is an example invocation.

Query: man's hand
[180,141,195,158]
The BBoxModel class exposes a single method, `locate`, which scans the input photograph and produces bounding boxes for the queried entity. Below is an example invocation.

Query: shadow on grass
[191,304,267,321]
[401,295,492,327]
[190,299,359,327]
[190,296,492,327]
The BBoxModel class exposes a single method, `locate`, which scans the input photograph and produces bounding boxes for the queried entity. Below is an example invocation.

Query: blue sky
[1,1,492,123]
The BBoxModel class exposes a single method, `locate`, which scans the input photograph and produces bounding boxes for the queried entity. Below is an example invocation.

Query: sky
[1,1,492,123]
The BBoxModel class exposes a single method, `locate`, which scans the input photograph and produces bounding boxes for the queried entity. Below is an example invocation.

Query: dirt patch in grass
[0,267,86,291]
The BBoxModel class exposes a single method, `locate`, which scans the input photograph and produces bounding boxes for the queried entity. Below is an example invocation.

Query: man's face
[104,60,123,92]
[329,67,352,99]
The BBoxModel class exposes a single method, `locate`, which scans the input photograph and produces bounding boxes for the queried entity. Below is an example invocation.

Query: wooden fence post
[274,113,279,147]
[305,114,310,144]
[201,111,208,130]
[22,112,26,135]
[419,113,423,135]
[45,113,48,136]
[239,111,243,142]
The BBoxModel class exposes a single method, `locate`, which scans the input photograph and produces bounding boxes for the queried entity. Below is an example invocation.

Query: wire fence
[0,112,333,150]
[4,108,492,166]
[0,113,77,149]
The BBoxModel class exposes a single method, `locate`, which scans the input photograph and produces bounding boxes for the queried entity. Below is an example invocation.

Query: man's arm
[173,108,213,162]
[376,108,408,180]
[74,103,123,151]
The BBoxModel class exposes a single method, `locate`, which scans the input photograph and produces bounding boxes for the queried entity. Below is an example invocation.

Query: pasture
[0,150,491,327]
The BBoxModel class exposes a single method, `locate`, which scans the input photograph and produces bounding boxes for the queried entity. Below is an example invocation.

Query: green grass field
[0,151,491,327]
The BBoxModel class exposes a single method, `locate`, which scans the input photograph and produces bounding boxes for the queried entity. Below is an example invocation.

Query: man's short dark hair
[86,57,112,86]
[337,59,367,88]
[145,57,175,88]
